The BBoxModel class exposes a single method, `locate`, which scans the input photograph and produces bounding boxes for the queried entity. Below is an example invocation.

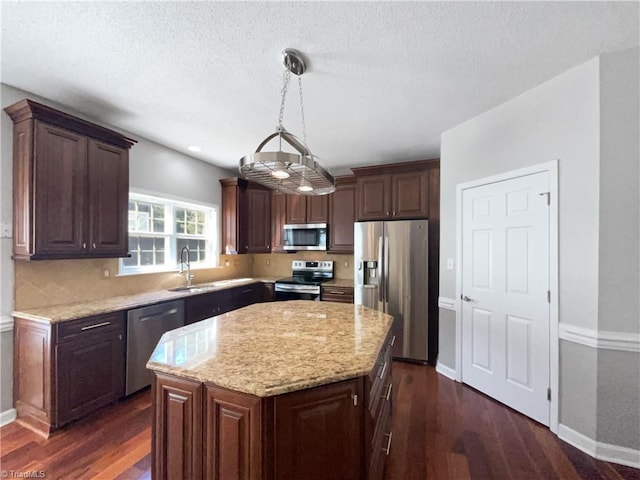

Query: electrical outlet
[446,258,454,270]
[224,259,230,267]
[344,261,349,268]
[266,259,271,266]
[1,222,10,238]
[103,269,110,278]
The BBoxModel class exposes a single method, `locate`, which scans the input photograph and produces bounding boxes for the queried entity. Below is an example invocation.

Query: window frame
[119,192,218,276]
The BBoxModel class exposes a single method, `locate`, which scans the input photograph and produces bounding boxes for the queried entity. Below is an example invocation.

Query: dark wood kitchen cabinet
[4,99,135,260]
[328,175,356,253]
[286,194,328,224]
[153,375,367,480]
[185,282,266,324]
[13,312,126,436]
[353,159,439,221]
[220,178,271,254]
[271,191,287,252]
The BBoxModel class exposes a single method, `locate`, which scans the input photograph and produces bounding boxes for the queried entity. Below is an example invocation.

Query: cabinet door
[328,181,355,252]
[286,195,307,224]
[356,175,391,221]
[185,291,226,325]
[221,183,240,254]
[34,121,88,256]
[391,171,428,219]
[153,374,203,480]
[306,195,328,223]
[204,386,262,480]
[56,316,125,426]
[271,192,286,252]
[274,378,364,480]
[88,139,129,256]
[247,188,271,253]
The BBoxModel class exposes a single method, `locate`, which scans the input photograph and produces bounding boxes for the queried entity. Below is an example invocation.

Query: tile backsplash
[14,252,353,310]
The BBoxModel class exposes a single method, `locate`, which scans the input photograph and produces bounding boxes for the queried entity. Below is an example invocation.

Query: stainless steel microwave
[283,224,327,251]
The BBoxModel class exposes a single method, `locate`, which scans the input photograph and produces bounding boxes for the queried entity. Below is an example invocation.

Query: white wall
[0,83,235,414]
[439,48,640,455]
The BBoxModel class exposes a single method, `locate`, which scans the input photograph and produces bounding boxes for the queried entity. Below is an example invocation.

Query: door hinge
[547,290,551,303]
[547,388,551,401]
[538,192,550,205]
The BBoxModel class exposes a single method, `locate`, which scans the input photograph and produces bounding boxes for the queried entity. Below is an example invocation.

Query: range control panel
[291,260,334,273]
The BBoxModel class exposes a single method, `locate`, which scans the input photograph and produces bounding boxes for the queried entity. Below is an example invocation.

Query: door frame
[455,160,559,433]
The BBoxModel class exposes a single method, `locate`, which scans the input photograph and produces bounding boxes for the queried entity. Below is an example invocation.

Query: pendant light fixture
[239,49,335,196]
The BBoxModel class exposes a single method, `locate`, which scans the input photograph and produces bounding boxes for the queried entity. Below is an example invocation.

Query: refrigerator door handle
[378,237,384,302]
[384,236,390,305]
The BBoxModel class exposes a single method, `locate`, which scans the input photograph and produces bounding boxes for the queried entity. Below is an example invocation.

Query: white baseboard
[558,423,640,468]
[435,362,458,381]
[0,408,16,427]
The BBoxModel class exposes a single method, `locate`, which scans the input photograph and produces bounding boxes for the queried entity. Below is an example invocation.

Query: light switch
[0,222,10,238]
[446,258,454,270]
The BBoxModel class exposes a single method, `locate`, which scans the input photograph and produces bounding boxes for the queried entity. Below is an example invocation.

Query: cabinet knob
[386,211,390,216]
[93,242,96,249]
[83,242,87,249]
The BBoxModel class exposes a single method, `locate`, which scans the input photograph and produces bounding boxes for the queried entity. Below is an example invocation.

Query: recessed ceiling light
[187,145,201,152]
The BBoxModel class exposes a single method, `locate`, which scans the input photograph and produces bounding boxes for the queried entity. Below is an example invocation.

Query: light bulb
[271,160,290,179]
[297,178,313,192]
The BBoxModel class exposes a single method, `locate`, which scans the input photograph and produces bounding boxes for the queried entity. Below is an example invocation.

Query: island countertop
[147,300,393,397]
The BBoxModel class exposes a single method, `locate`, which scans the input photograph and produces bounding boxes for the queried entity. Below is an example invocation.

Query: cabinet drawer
[57,312,125,343]
[321,286,354,304]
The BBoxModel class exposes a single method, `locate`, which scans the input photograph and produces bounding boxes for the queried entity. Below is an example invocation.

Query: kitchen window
[119,193,217,275]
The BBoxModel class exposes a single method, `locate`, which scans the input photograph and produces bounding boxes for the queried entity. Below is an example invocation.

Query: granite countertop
[147,300,392,397]
[322,278,354,288]
[13,277,279,324]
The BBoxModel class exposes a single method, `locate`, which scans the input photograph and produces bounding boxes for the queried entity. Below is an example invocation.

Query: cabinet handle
[83,242,87,249]
[379,361,387,379]
[329,290,345,295]
[241,289,253,293]
[81,321,111,331]
[393,211,396,216]
[390,335,396,347]
[382,383,393,401]
[383,432,393,455]
[118,334,123,340]
[352,393,358,407]
[386,211,390,216]
[93,242,96,249]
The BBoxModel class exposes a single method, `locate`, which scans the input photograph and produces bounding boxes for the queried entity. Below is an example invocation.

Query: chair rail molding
[0,315,13,333]
[558,323,640,353]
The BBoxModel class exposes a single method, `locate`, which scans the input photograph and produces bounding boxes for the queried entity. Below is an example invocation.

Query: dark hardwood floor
[1,362,638,479]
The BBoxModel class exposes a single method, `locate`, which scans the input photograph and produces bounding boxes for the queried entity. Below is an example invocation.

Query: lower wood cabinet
[321,285,354,303]
[152,333,396,480]
[13,312,125,436]
[185,282,267,325]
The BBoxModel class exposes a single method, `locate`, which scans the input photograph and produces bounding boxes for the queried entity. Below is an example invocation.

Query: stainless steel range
[275,260,334,301]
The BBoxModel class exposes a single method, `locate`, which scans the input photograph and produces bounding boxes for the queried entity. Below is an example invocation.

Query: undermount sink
[168,286,205,293]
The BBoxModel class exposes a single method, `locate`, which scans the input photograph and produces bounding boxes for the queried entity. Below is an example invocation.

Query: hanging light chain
[298,75,308,149]
[278,67,291,130]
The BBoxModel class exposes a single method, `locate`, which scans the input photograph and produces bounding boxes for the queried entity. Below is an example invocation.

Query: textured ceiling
[1,2,638,173]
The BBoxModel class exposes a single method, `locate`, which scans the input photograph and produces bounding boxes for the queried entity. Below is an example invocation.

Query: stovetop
[275,275,333,287]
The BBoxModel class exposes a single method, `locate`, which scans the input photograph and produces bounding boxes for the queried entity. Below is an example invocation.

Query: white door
[461,171,550,425]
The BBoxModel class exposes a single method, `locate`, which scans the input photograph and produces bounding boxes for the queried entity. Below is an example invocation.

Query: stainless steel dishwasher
[126,299,185,395]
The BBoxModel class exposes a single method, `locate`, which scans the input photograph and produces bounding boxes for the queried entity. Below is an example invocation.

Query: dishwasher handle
[139,307,179,322]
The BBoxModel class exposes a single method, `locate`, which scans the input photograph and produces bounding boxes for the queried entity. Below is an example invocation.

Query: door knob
[462,295,475,302]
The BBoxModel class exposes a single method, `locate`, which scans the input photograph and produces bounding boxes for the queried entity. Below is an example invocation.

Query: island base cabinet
[152,374,203,480]
[151,375,378,480]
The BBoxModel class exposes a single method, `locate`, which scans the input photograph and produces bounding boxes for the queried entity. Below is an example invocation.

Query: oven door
[274,283,321,301]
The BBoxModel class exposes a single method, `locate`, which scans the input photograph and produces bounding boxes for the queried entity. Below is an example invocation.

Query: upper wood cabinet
[328,175,356,253]
[271,191,287,253]
[285,194,328,224]
[353,159,438,221]
[4,99,136,260]
[220,178,271,254]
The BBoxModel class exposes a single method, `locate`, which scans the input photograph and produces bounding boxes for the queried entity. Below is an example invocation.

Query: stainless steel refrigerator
[354,220,429,362]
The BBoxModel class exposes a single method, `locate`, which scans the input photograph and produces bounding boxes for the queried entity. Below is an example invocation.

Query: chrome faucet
[179,246,194,287]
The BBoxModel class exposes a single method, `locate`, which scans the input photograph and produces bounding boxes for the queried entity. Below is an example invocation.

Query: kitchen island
[147,300,394,480]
